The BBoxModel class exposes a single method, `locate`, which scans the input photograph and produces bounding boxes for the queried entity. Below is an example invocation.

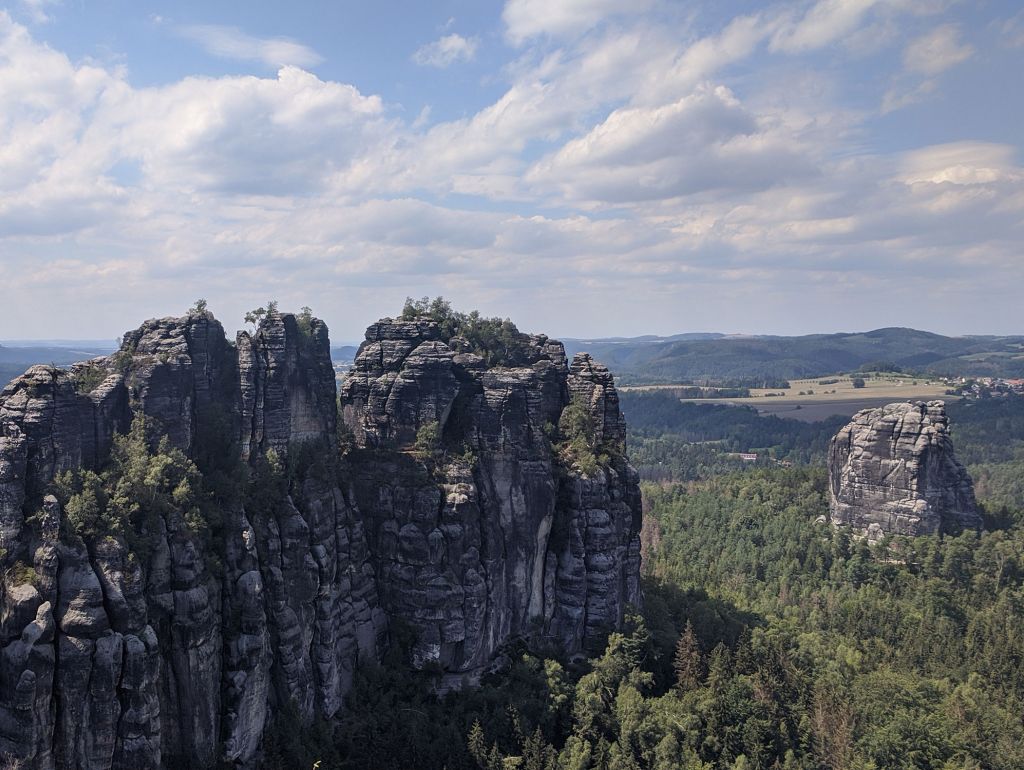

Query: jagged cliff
[828,400,982,540]
[0,309,641,768]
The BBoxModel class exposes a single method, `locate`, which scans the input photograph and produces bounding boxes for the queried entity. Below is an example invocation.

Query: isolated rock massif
[0,309,641,769]
[828,400,982,540]
[340,319,641,673]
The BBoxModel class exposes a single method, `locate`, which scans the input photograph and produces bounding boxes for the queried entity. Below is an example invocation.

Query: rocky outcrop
[119,313,238,456]
[238,313,338,460]
[0,309,641,768]
[828,400,982,540]
[341,320,641,675]
[0,311,386,768]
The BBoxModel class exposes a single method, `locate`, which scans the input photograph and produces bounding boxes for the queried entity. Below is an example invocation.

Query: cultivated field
[628,374,952,422]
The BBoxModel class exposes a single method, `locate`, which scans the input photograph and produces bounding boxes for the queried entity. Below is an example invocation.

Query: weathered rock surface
[0,311,386,768]
[828,400,982,540]
[341,320,641,673]
[0,310,641,768]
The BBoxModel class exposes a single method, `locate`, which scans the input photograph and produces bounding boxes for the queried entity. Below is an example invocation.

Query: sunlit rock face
[0,309,641,768]
[828,400,982,541]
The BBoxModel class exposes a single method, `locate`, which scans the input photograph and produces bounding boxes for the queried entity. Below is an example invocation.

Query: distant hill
[0,344,114,365]
[562,332,724,354]
[330,345,359,364]
[566,327,1024,385]
[0,364,25,389]
[0,341,118,390]
[5,329,1023,391]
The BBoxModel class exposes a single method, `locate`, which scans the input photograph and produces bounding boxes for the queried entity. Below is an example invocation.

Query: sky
[0,0,1021,344]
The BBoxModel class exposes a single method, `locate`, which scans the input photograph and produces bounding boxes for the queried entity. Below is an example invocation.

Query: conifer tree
[673,621,705,691]
[467,720,487,768]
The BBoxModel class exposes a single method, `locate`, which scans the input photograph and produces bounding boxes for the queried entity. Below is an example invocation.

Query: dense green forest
[941,398,1024,530]
[619,392,847,481]
[260,396,1024,770]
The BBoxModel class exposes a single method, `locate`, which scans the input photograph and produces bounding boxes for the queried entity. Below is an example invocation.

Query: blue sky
[0,0,1021,343]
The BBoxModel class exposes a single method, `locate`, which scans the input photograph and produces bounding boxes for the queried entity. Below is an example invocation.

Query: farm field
[653,374,951,422]
[733,396,943,422]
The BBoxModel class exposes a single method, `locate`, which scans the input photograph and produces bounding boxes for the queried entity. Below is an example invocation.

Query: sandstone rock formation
[340,319,641,674]
[828,400,982,540]
[0,309,641,768]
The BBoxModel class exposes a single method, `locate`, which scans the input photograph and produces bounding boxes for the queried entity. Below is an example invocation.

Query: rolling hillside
[564,327,1024,384]
[0,341,117,389]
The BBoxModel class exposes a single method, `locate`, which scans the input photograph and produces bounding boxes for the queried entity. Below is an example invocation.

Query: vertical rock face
[224,313,385,764]
[553,354,642,649]
[340,319,642,675]
[0,311,385,769]
[119,313,238,456]
[828,400,982,540]
[0,309,640,768]
[238,314,338,459]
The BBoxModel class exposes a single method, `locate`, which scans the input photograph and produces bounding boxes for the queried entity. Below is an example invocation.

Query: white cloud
[880,79,936,113]
[18,0,58,24]
[0,11,386,239]
[644,13,770,105]
[412,33,479,68]
[1001,12,1024,48]
[178,24,322,68]
[113,66,384,195]
[771,0,883,53]
[0,5,1021,339]
[526,85,814,205]
[903,24,973,75]
[502,0,654,44]
[899,142,1020,186]
[881,24,973,112]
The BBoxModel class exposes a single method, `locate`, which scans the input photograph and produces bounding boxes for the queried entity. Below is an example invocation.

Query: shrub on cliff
[401,296,532,367]
[71,363,108,394]
[51,415,208,550]
[413,420,442,460]
[556,397,617,476]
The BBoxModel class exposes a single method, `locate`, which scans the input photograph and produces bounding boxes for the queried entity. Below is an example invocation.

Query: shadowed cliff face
[828,400,982,540]
[0,310,640,768]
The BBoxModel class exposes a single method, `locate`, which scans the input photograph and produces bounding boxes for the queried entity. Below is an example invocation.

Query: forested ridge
[262,396,1024,770]
[565,328,1024,385]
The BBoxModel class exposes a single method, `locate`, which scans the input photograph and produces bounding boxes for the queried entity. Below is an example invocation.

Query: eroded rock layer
[828,400,982,540]
[0,310,641,768]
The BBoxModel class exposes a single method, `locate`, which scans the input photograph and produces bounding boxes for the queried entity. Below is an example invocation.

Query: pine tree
[673,621,705,691]
[486,743,504,770]
[707,642,732,690]
[467,720,487,768]
[522,727,556,770]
